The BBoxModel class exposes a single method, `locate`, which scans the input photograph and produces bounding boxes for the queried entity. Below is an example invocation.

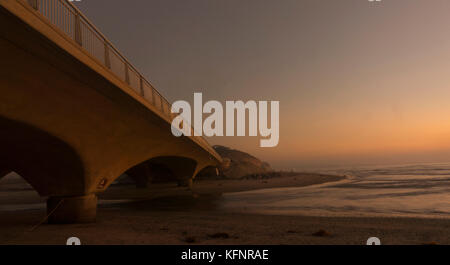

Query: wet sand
[0,174,449,245]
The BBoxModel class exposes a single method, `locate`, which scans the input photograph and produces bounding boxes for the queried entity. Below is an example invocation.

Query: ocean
[222,163,450,218]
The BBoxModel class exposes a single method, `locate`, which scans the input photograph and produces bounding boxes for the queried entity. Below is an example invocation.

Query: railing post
[28,0,39,10]
[139,76,144,96]
[151,88,156,106]
[104,43,111,69]
[74,11,82,46]
[124,63,130,84]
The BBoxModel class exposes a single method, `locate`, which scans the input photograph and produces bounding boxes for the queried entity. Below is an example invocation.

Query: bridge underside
[0,4,219,223]
[126,156,199,189]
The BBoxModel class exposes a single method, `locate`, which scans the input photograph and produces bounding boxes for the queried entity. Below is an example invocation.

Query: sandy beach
[0,173,449,245]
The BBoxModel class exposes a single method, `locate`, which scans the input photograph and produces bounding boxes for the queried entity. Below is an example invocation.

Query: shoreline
[1,174,449,245]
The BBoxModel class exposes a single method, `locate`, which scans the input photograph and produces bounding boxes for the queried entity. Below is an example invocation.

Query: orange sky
[77,0,450,169]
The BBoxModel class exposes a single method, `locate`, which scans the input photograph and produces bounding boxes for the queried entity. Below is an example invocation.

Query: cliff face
[198,145,272,179]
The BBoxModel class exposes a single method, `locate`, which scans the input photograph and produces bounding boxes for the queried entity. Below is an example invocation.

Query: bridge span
[0,0,221,223]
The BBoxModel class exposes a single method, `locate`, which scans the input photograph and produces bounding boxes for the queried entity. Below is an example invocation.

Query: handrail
[21,0,219,158]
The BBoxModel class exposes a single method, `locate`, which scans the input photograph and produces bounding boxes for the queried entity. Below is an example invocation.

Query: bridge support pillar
[177,178,193,190]
[47,194,97,224]
[127,163,153,188]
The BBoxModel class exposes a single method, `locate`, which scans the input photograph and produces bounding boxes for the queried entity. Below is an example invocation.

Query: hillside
[198,145,272,179]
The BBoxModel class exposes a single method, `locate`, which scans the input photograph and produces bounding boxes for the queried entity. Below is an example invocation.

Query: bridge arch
[125,156,198,188]
[0,116,86,197]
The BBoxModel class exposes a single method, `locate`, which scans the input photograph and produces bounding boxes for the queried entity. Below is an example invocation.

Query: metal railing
[23,0,216,155]
[25,0,171,119]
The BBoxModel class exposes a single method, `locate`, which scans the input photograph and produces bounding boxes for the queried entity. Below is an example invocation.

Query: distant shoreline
[192,173,347,195]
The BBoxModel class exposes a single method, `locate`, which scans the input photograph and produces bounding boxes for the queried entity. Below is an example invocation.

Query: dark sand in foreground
[0,174,449,245]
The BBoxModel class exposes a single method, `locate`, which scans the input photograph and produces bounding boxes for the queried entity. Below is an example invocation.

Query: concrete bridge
[0,0,221,223]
